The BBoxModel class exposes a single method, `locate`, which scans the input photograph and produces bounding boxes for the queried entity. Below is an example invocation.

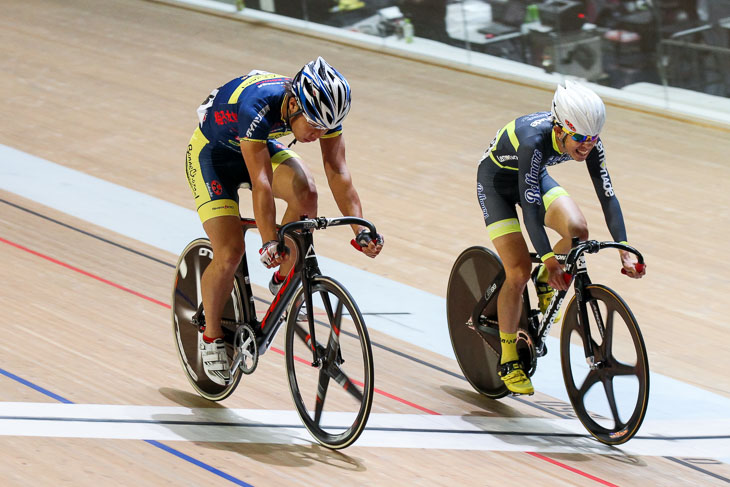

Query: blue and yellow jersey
[198,70,342,152]
[480,111,626,258]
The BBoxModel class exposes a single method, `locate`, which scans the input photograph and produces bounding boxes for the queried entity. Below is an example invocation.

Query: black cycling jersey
[476,111,627,260]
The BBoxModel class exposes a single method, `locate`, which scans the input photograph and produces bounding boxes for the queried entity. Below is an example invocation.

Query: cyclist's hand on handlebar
[259,240,288,268]
[620,250,646,278]
[545,258,570,291]
[350,228,384,258]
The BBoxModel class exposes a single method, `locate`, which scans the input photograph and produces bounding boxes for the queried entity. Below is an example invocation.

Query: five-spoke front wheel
[560,284,650,445]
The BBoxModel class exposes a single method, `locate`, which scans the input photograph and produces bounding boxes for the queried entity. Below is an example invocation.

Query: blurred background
[231,0,730,105]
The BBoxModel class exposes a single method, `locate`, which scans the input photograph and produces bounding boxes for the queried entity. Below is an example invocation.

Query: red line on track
[3,236,617,486]
[526,452,620,487]
[269,346,439,415]
[0,237,169,308]
[372,386,439,415]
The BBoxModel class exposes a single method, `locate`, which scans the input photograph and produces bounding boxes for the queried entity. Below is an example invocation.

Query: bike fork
[575,280,601,369]
[298,229,322,368]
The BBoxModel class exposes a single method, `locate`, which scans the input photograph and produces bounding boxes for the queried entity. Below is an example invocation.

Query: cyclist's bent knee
[208,232,245,273]
[569,222,589,241]
[289,168,318,212]
[294,183,318,214]
[209,245,243,275]
[563,211,589,240]
[504,260,532,286]
[274,159,318,215]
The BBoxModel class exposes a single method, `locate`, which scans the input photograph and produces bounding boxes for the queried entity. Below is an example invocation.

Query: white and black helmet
[291,57,351,130]
[551,80,606,136]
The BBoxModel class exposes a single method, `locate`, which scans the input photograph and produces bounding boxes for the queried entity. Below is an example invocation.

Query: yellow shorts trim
[487,218,521,240]
[543,186,569,211]
[197,199,240,223]
[271,148,297,169]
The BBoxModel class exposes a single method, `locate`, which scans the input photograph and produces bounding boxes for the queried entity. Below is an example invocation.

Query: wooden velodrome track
[2,0,730,485]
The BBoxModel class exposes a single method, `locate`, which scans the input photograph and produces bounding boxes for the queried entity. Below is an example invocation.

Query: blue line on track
[146,440,254,487]
[0,367,255,487]
[0,368,73,404]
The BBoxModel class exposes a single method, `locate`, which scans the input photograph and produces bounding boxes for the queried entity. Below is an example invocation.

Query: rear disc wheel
[171,239,243,401]
[447,246,509,399]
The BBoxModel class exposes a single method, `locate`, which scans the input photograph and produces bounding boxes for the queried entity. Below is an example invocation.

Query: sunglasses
[294,100,328,131]
[562,127,599,143]
[301,112,328,131]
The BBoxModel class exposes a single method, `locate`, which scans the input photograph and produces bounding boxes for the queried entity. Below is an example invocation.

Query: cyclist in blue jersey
[185,57,384,385]
[475,80,646,395]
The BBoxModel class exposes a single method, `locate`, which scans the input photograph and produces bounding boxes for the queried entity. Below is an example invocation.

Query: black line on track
[663,456,730,483]
[1,415,729,442]
[0,197,173,268]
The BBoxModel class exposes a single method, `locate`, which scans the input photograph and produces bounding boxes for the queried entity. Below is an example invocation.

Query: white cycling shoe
[200,337,230,386]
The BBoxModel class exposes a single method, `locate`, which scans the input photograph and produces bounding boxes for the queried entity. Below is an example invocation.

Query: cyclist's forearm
[327,172,365,233]
[523,209,553,260]
[251,185,278,242]
[602,198,627,243]
[588,158,627,242]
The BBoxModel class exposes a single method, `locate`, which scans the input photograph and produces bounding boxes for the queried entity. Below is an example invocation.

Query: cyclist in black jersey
[185,57,384,385]
[475,80,646,395]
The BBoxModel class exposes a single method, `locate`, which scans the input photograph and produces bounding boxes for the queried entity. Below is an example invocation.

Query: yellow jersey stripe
[551,129,561,153]
[489,121,519,170]
[228,73,280,104]
[505,120,519,151]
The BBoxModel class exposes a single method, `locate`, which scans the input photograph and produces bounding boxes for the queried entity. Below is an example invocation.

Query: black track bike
[172,216,377,449]
[446,238,649,445]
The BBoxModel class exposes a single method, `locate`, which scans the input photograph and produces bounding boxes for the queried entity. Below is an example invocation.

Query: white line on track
[0,402,728,459]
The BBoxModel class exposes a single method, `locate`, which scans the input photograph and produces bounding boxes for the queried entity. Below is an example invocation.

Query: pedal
[476,315,499,337]
[192,307,206,333]
[466,316,501,355]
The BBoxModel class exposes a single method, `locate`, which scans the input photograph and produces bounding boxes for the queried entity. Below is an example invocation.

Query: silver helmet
[551,80,606,136]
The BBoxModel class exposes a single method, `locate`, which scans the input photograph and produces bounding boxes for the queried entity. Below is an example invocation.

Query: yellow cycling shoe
[533,265,561,322]
[498,361,534,395]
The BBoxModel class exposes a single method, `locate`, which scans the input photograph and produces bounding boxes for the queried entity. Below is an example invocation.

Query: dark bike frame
[193,216,377,364]
[470,238,645,368]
